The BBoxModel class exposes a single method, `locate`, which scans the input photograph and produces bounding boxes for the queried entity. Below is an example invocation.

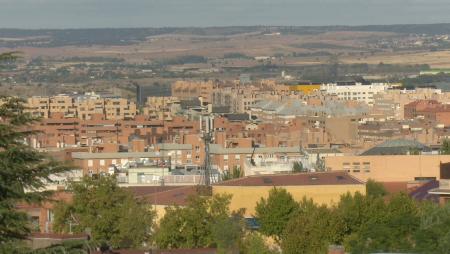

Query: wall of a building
[325,155,450,182]
[212,184,365,216]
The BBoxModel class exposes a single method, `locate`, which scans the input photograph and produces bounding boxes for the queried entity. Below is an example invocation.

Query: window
[363,162,370,172]
[100,160,105,166]
[47,209,54,222]
[88,160,93,167]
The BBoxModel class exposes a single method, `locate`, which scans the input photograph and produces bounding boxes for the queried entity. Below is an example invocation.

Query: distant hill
[2,24,450,47]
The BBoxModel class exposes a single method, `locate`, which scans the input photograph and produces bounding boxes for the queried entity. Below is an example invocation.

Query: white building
[321,83,389,106]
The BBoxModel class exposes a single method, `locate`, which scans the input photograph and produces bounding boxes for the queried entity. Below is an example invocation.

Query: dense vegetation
[402,72,450,88]
[0,53,72,252]
[255,181,450,254]
[53,176,155,249]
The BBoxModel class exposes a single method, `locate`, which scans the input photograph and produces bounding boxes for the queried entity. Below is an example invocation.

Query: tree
[240,232,278,254]
[344,193,419,253]
[154,193,238,249]
[0,95,70,246]
[281,203,335,254]
[222,166,243,181]
[366,179,387,198]
[53,176,155,249]
[315,153,326,171]
[255,188,299,243]
[414,202,450,254]
[212,213,244,254]
[440,139,450,154]
[292,161,306,173]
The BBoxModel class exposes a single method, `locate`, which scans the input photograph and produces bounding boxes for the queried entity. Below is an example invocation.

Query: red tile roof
[125,186,182,197]
[214,171,363,186]
[142,186,199,206]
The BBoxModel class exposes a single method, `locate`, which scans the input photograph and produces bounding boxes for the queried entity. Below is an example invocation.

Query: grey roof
[252,99,368,117]
[210,145,302,155]
[360,139,432,156]
[212,106,231,114]
[224,113,249,121]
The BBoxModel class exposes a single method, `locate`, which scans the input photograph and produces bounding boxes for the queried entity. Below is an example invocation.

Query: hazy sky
[1,0,450,29]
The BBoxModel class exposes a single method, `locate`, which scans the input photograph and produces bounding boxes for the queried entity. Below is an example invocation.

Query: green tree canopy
[440,139,450,155]
[281,203,336,254]
[343,193,419,253]
[255,187,299,243]
[414,202,450,254]
[365,179,387,198]
[53,176,155,249]
[240,232,278,254]
[154,193,241,250]
[222,166,244,181]
[292,161,306,173]
[0,96,70,246]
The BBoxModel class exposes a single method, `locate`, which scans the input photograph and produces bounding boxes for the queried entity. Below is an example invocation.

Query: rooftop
[143,186,198,206]
[214,171,363,187]
[360,139,431,156]
[209,145,302,155]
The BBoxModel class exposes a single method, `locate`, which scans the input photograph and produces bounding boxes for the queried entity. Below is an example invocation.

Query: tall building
[136,83,172,106]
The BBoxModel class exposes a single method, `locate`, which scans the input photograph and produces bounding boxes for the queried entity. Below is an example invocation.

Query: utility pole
[200,99,213,187]
[203,130,212,186]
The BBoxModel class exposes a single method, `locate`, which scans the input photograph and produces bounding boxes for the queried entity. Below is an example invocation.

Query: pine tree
[0,52,70,245]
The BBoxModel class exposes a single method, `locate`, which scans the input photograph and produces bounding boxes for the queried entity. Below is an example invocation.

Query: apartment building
[25,93,138,120]
[213,171,365,216]
[373,88,450,120]
[404,100,450,126]
[28,113,198,150]
[142,96,180,121]
[172,80,215,104]
[321,82,388,105]
[325,154,450,182]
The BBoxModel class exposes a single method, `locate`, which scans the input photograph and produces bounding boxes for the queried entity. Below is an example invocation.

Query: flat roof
[214,171,363,187]
[72,152,170,159]
[209,145,302,155]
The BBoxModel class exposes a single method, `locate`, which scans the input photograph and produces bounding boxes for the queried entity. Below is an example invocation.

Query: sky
[1,0,450,29]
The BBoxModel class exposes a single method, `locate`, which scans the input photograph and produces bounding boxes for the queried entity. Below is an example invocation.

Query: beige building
[25,93,137,120]
[172,80,215,104]
[373,88,450,120]
[142,96,179,121]
[213,171,365,216]
[325,154,450,182]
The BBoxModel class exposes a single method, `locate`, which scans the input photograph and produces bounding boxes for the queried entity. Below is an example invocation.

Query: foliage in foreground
[254,183,450,254]
[0,95,71,245]
[53,176,155,249]
[154,193,245,253]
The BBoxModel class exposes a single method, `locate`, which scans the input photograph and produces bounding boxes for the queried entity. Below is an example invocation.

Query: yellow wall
[212,184,365,217]
[288,84,321,94]
[325,155,450,182]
